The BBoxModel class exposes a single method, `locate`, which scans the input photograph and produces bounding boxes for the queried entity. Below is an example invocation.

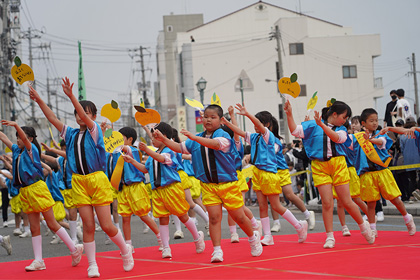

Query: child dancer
[0,122,83,271]
[153,105,262,263]
[222,105,307,246]
[284,100,374,248]
[122,122,205,259]
[355,109,415,236]
[29,79,133,278]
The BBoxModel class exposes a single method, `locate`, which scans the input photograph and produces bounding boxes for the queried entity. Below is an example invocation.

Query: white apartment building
[156,1,382,141]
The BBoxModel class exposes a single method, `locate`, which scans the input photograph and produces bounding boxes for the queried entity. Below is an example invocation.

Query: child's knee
[209,214,221,225]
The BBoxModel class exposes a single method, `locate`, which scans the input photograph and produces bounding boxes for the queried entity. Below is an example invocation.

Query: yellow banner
[355,132,391,168]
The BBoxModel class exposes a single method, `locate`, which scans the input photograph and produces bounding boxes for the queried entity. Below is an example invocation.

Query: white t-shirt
[396,99,412,120]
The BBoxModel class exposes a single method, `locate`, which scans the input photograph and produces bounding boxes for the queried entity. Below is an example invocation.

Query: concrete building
[156,1,382,141]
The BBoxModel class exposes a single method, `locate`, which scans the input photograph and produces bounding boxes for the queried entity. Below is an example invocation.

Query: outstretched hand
[180,129,194,139]
[41,142,52,152]
[152,129,164,141]
[313,111,323,127]
[1,120,17,127]
[284,100,292,116]
[234,103,248,116]
[138,142,147,151]
[406,127,416,138]
[61,77,74,98]
[220,117,229,126]
[228,105,234,116]
[28,85,41,103]
[122,154,134,164]
[378,127,389,135]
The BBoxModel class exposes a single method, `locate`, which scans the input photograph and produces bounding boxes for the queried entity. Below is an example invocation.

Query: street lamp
[196,77,207,104]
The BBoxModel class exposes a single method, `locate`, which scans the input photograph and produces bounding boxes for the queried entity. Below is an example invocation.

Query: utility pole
[412,53,419,118]
[273,25,289,143]
[139,46,150,107]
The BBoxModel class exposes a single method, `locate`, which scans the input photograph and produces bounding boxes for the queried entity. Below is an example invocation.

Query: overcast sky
[20,0,420,124]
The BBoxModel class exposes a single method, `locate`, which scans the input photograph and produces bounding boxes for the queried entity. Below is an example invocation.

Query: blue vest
[7,178,18,197]
[352,132,393,176]
[234,140,244,171]
[186,128,237,184]
[112,146,145,186]
[250,130,277,173]
[45,173,64,203]
[175,153,184,171]
[64,122,106,175]
[301,120,349,161]
[345,144,358,167]
[145,147,181,189]
[58,156,72,189]
[182,159,194,176]
[274,138,288,170]
[12,144,43,188]
[415,131,420,152]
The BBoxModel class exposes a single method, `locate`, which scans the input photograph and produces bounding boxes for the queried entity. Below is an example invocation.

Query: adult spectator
[384,89,398,127]
[395,88,412,120]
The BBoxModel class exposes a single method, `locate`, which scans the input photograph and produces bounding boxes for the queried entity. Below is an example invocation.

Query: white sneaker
[377,211,384,222]
[230,232,239,243]
[270,222,281,233]
[13,228,23,236]
[157,236,163,251]
[77,226,83,241]
[1,235,12,255]
[104,234,112,245]
[162,247,172,258]
[25,260,46,271]
[95,224,102,232]
[342,226,351,237]
[174,230,184,239]
[194,231,205,253]
[323,237,335,249]
[372,229,378,238]
[361,221,375,244]
[297,220,308,243]
[3,221,8,228]
[44,227,52,236]
[307,211,316,230]
[71,244,84,267]
[249,231,263,257]
[87,264,100,278]
[254,220,263,237]
[363,215,368,221]
[211,249,224,263]
[261,235,274,246]
[19,231,31,238]
[121,245,134,272]
[205,223,210,236]
[50,235,63,244]
[406,214,416,236]
[72,238,79,246]
[143,225,150,234]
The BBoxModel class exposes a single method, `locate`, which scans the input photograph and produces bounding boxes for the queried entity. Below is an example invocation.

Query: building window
[343,65,357,79]
[289,43,304,55]
[166,25,173,32]
[299,84,307,97]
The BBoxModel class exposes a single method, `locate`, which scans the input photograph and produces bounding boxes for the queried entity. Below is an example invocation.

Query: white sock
[213,245,221,252]
[273,219,280,225]
[229,225,237,234]
[32,235,43,262]
[250,217,258,229]
[193,205,209,223]
[191,217,197,225]
[173,215,182,231]
[0,236,3,243]
[248,232,257,242]
[183,218,199,240]
[126,240,132,245]
[69,221,77,241]
[24,225,30,233]
[359,222,367,232]
[260,217,271,236]
[403,214,411,224]
[282,209,301,229]
[110,230,129,255]
[56,227,76,253]
[303,210,310,219]
[370,223,377,230]
[84,241,96,266]
[159,225,170,248]
[326,232,334,240]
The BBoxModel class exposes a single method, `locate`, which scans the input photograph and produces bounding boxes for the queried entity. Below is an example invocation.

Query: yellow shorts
[360,169,401,202]
[71,171,113,207]
[333,167,361,199]
[201,180,244,210]
[20,180,55,214]
[189,176,201,199]
[145,183,152,198]
[152,182,189,218]
[311,156,350,188]
[10,194,23,214]
[53,201,66,221]
[110,185,118,200]
[277,169,292,188]
[61,189,76,209]
[252,168,281,195]
[237,170,249,193]
[118,182,151,217]
[178,170,192,190]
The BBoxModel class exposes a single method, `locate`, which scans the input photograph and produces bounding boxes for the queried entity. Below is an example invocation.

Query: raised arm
[41,142,67,158]
[180,129,221,150]
[235,103,265,134]
[0,131,13,150]
[153,129,182,153]
[41,162,52,176]
[313,111,342,143]
[138,142,165,163]
[122,154,148,173]
[284,100,297,133]
[0,169,12,180]
[61,77,95,130]
[29,86,64,133]
[0,156,12,172]
[221,117,246,138]
[228,106,240,141]
[1,120,32,151]
[141,125,153,143]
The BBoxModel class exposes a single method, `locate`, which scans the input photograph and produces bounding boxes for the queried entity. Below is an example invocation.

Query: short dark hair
[74,100,97,116]
[396,88,405,97]
[390,89,397,95]
[204,105,223,118]
[119,127,137,144]
[59,139,66,148]
[171,128,180,143]
[417,117,420,126]
[321,101,352,122]
[351,115,361,124]
[154,122,172,139]
[360,108,377,123]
